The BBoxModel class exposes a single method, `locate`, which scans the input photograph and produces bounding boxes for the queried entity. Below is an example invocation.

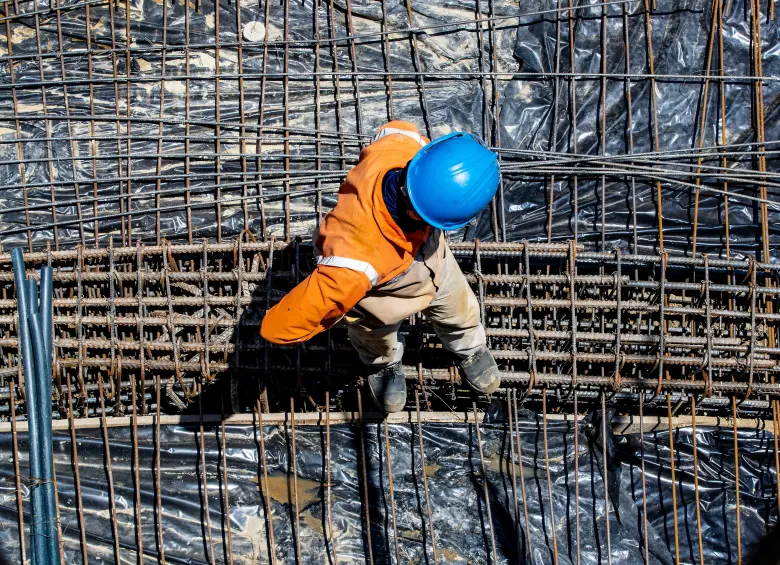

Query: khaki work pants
[346,230,486,367]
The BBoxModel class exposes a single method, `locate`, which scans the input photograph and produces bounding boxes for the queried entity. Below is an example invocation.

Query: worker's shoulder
[376,120,422,134]
[370,120,429,146]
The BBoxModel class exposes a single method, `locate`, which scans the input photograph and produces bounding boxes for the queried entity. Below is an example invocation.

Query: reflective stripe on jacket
[261,121,431,344]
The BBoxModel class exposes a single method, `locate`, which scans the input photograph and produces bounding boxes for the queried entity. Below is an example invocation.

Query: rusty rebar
[473,402,498,563]
[356,388,375,565]
[325,392,339,564]
[255,402,277,565]
[9,381,26,565]
[383,420,402,564]
[414,390,439,565]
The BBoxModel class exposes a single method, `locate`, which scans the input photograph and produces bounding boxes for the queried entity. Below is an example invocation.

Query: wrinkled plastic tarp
[0,0,777,258]
[0,414,776,564]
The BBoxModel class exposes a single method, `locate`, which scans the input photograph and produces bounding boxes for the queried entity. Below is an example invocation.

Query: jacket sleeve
[260,265,372,344]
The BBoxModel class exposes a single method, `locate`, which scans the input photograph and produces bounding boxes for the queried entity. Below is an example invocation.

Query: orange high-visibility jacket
[260,121,431,344]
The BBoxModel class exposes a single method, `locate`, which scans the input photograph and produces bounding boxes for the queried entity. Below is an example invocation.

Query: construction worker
[261,121,502,413]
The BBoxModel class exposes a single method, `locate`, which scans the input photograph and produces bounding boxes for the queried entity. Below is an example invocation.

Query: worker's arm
[260,265,372,344]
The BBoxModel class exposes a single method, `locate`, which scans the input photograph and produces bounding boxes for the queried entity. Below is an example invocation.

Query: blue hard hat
[406,131,500,230]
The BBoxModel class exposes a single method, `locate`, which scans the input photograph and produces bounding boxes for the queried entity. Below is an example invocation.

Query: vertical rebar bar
[289,397,303,563]
[253,0,271,239]
[325,392,339,563]
[344,0,364,139]
[599,0,608,252]
[667,393,680,565]
[732,396,742,565]
[328,0,347,172]
[690,0,720,257]
[106,0,126,246]
[236,0,249,231]
[153,268,166,565]
[356,389,375,565]
[220,418,234,565]
[198,386,215,565]
[255,404,277,565]
[184,0,194,243]
[621,0,638,254]
[506,389,521,561]
[641,0,664,250]
[573,390,581,565]
[283,0,291,241]
[601,391,612,565]
[9,381,26,565]
[214,0,223,243]
[638,391,650,565]
[405,0,432,138]
[30,6,60,249]
[97,372,121,564]
[774,400,780,517]
[414,390,438,565]
[53,0,85,246]
[542,393,559,565]
[473,402,498,564]
[314,0,324,227]
[123,0,134,242]
[65,371,88,565]
[380,0,395,121]
[486,0,506,241]
[154,0,169,245]
[567,0,579,242]
[569,241,578,390]
[546,0,562,245]
[513,389,533,563]
[129,362,144,565]
[384,419,402,564]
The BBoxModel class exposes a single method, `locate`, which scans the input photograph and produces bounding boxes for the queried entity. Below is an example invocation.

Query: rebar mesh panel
[0,241,777,419]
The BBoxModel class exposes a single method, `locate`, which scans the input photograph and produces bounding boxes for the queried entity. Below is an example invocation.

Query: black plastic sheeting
[0,411,776,564]
[499,0,780,259]
[0,0,778,258]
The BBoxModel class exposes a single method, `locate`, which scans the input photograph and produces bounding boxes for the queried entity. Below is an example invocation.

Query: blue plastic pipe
[29,312,60,565]
[40,266,52,363]
[38,267,59,564]
[26,279,38,315]
[11,249,45,565]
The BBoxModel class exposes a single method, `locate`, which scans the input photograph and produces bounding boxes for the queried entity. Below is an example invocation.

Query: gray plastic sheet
[0,412,776,564]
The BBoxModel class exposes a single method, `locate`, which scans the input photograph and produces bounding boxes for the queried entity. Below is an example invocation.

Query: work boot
[366,361,407,413]
[459,346,500,394]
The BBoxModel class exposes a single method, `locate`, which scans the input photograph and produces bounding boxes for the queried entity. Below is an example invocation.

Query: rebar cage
[1,0,780,562]
[1,240,779,418]
[0,0,778,416]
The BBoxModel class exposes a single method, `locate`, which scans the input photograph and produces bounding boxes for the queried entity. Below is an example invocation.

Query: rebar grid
[0,0,778,259]
[0,1,778,560]
[0,239,777,420]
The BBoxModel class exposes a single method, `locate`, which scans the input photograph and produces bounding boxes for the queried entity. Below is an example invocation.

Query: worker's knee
[427,275,481,330]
